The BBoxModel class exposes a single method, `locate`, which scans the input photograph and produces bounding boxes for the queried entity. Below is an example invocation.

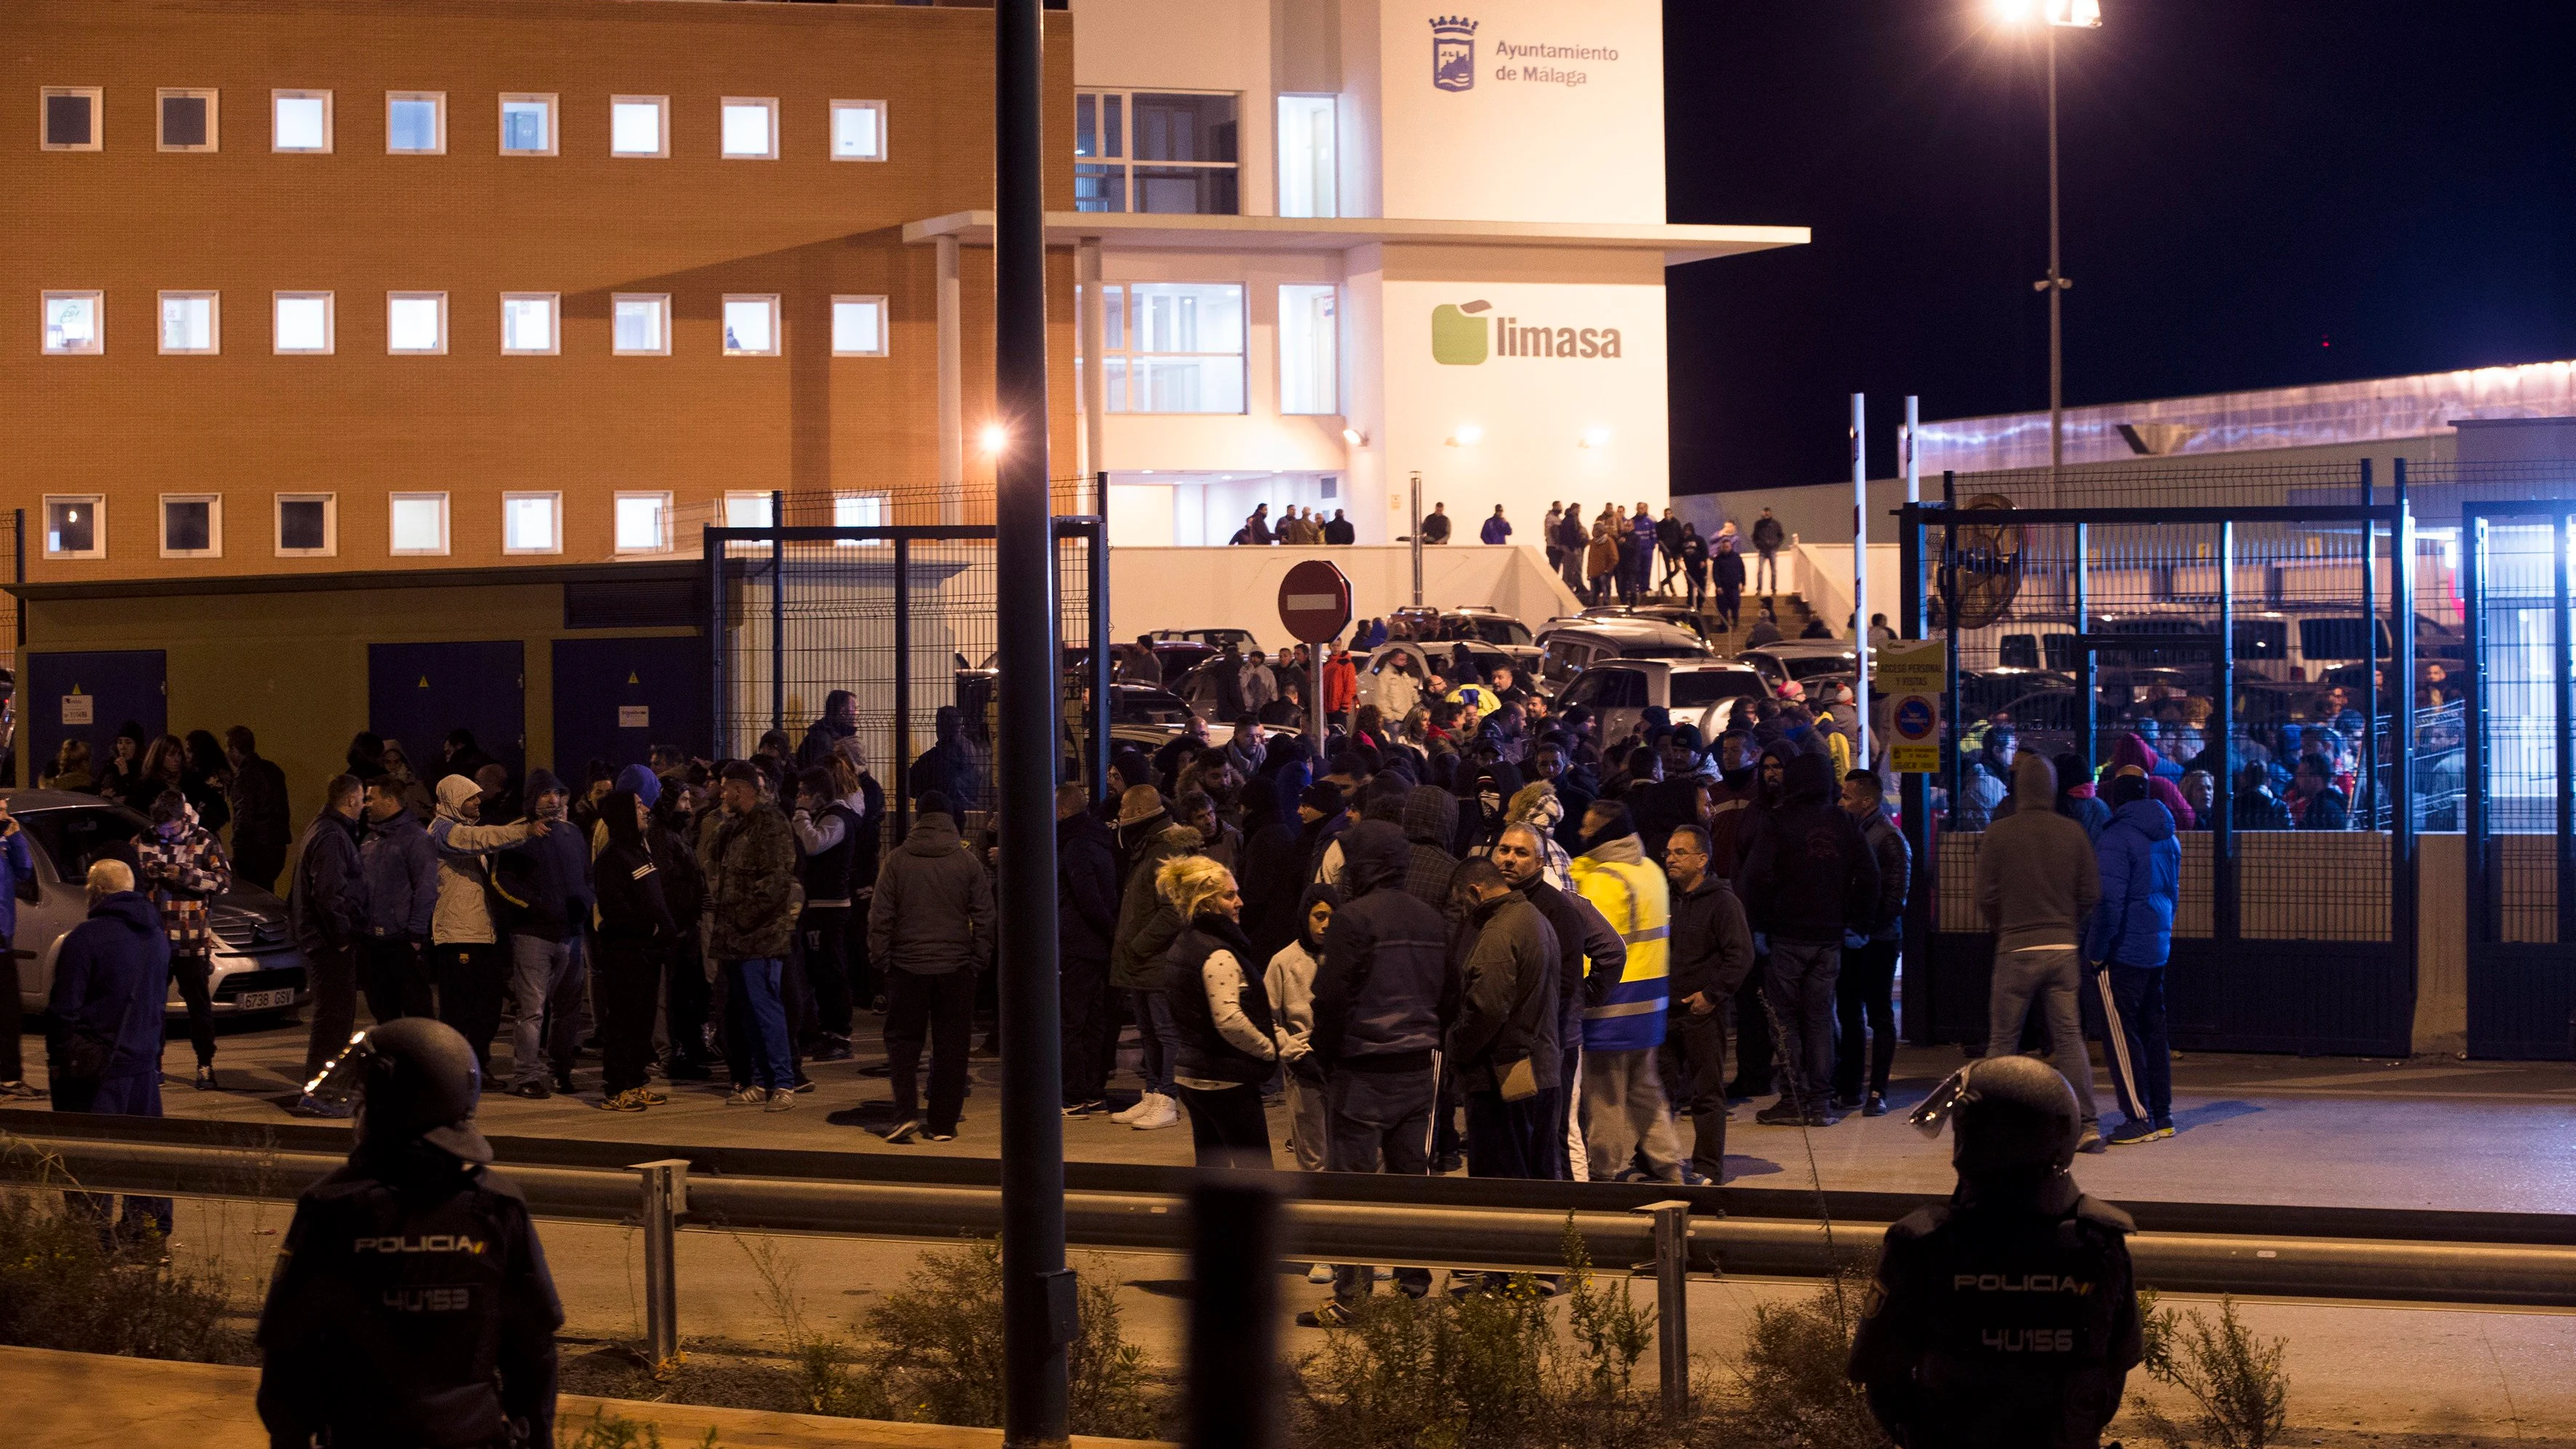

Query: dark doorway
[369,641,526,784]
[550,635,710,778]
[25,650,166,788]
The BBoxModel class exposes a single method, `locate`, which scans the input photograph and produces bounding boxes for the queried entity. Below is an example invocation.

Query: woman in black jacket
[1157,855,1277,1168]
[593,789,676,1111]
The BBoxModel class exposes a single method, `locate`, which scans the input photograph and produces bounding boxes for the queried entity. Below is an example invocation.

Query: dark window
[2042,633,2082,672]
[161,95,208,147]
[2299,617,2370,662]
[278,499,329,551]
[1999,634,2039,669]
[22,806,147,883]
[46,499,95,554]
[44,94,93,147]
[1131,93,1236,163]
[164,499,212,553]
[1598,670,1650,710]
[1669,671,1764,707]
[2234,620,2289,661]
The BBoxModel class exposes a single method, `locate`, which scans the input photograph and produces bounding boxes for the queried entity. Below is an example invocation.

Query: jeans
[1728,968,1773,1096]
[1834,938,1900,1101]
[886,968,976,1131]
[2098,963,2172,1125]
[1765,939,1842,1115]
[593,936,664,1095]
[170,952,216,1069]
[1716,585,1741,631]
[1177,1083,1272,1168]
[1282,1067,1330,1171]
[1129,987,1180,1096]
[1986,945,2099,1128]
[431,941,509,1077]
[507,935,586,1089]
[1659,1006,1730,1181]
[54,1072,172,1241]
[1755,547,1779,594]
[358,935,434,1023]
[726,957,796,1091]
[1059,954,1112,1105]
[1326,1065,1436,1303]
[1685,565,1709,612]
[799,906,854,1040]
[299,942,359,1084]
[1582,1046,1682,1181]
[1465,1087,1561,1179]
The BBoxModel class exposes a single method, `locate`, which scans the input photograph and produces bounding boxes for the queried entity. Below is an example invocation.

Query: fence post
[770,489,787,738]
[630,1159,691,1372]
[1187,1173,1283,1449]
[1087,511,1112,803]
[893,537,913,842]
[2360,459,2379,824]
[2391,459,2418,994]
[2215,521,2239,945]
[1898,502,1933,1045]
[1635,1200,1691,1418]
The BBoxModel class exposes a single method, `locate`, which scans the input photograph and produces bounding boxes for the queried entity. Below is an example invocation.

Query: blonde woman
[41,737,95,792]
[1156,855,1277,1168]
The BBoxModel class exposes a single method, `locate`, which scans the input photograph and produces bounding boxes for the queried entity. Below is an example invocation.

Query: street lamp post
[2005,0,2098,482]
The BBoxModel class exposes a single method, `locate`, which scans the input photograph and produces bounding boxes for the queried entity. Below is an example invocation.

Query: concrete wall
[1107,540,1578,643]
[2415,832,2466,1056]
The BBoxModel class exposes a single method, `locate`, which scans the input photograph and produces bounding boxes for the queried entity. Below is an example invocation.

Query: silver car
[8,790,310,1021]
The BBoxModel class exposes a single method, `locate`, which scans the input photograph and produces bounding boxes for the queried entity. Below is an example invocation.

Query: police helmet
[1911,1055,2078,1178]
[311,1019,495,1164]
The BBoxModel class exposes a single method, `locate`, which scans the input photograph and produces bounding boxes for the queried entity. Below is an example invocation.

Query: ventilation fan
[1935,493,2023,631]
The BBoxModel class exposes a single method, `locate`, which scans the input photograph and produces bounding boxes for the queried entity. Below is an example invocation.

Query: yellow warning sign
[627,672,641,685]
[417,675,430,689]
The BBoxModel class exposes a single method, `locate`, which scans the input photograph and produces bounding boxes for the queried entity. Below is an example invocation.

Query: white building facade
[908,0,1805,546]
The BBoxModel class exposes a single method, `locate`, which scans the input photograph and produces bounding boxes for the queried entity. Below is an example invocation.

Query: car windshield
[1669,672,1765,707]
[1458,618,1531,645]
[1620,643,1708,660]
[1784,654,1853,679]
[20,804,148,881]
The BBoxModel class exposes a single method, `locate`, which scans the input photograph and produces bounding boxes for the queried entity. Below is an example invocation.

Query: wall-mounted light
[1580,427,1613,449]
[1446,423,1484,447]
[1341,427,1368,447]
[979,422,1009,456]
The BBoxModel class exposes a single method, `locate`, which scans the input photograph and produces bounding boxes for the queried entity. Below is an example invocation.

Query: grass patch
[0,1182,248,1364]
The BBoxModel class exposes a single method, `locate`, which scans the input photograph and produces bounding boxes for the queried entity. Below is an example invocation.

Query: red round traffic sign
[1277,559,1353,644]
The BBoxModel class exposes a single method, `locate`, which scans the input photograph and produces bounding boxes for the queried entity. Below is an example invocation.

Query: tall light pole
[2000,0,2098,479]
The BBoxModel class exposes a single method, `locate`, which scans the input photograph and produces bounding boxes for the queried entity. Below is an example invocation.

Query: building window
[1278,284,1339,415]
[41,87,101,150]
[499,94,555,155]
[273,292,333,353]
[42,292,103,355]
[1277,95,1336,219]
[611,95,667,157]
[159,89,218,152]
[276,493,336,557]
[502,491,561,554]
[830,100,886,161]
[720,97,777,158]
[389,492,449,555]
[386,92,444,153]
[723,294,779,356]
[1095,282,1243,414]
[1075,90,1237,214]
[44,496,104,559]
[614,492,673,554]
[501,294,558,355]
[159,291,218,354]
[272,90,332,152]
[724,492,774,529]
[612,293,669,356]
[159,494,222,559]
[387,292,446,354]
[831,296,888,357]
[832,491,890,546]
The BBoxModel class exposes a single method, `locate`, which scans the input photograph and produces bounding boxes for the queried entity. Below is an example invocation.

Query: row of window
[1081,282,1339,416]
[40,489,890,563]
[38,291,889,358]
[37,86,887,161]
[1072,90,1341,220]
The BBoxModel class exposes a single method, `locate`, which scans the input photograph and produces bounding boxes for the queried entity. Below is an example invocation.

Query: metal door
[368,641,526,784]
[550,636,712,777]
[2463,505,2575,1059]
[25,650,165,787]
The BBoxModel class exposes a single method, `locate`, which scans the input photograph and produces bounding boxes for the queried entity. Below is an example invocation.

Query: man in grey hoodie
[869,790,995,1142]
[1972,752,2105,1152]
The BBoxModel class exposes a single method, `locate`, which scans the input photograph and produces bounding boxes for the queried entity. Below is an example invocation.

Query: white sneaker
[1107,1095,1153,1124]
[1307,1263,1334,1284]
[1128,1092,1180,1130]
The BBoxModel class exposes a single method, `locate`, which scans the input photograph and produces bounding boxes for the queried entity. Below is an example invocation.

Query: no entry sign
[1277,559,1353,643]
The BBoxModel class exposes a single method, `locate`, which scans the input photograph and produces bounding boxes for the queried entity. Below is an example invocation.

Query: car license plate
[235,988,295,1011]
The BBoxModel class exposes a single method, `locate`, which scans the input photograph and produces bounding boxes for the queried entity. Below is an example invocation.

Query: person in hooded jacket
[703,761,802,1109]
[791,762,868,1062]
[1833,771,1912,1118]
[1236,776,1312,966]
[1722,740,1795,1101]
[1158,856,1277,1167]
[425,774,547,1080]
[1056,783,1121,1115]
[649,786,715,1080]
[590,788,675,1112]
[1487,822,1622,1181]
[869,790,995,1141]
[47,860,175,1243]
[2053,750,2112,841]
[1265,881,1341,1176]
[1741,753,1879,1126]
[1301,819,1456,1322]
[1107,786,1202,1132]
[2087,774,2181,1146]
[795,689,860,771]
[289,774,371,1116]
[1448,857,1561,1181]
[358,775,441,1024]
[136,790,233,1091]
[494,770,595,1100]
[1661,824,1754,1184]
[1973,753,2105,1152]
[1568,802,1682,1181]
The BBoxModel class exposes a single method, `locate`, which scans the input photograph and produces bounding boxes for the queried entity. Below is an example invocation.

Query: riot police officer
[1847,1055,2142,1448]
[257,1018,563,1449]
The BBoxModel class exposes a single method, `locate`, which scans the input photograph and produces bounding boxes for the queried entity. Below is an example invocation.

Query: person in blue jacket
[2087,774,2181,1146]
[47,859,177,1243]
[0,799,41,1099]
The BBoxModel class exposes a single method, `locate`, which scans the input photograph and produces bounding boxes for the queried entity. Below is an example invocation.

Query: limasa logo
[1430,300,1622,365]
[1431,15,1478,93]
[1431,300,1491,365]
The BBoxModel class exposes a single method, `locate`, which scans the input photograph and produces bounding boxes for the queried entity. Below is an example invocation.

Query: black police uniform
[256,1141,563,1449]
[1847,1170,2142,1449]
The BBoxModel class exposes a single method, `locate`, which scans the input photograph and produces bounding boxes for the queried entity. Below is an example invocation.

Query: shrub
[1719,1275,1889,1449]
[559,1407,720,1449]
[0,1186,245,1363]
[2132,1292,2289,1449]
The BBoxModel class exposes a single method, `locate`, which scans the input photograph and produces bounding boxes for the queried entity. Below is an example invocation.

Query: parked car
[1553,659,1770,744]
[1387,606,1533,646]
[1737,639,1871,696]
[1580,603,1718,642]
[10,790,309,1021]
[1532,616,1714,691]
[1352,641,1547,715]
[1149,627,1263,654]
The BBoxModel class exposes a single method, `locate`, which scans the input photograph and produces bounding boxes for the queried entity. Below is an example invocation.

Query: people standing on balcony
[1480,505,1512,545]
[1585,517,1620,606]
[1420,502,1452,545]
[1323,508,1355,544]
[1751,507,1785,596]
[1555,504,1590,594]
[1712,530,1746,630]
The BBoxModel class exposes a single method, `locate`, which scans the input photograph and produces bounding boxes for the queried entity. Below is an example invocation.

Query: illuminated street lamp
[1994,0,2100,476]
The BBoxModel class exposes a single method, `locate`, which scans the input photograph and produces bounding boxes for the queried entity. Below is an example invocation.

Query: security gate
[2463,503,2576,1059]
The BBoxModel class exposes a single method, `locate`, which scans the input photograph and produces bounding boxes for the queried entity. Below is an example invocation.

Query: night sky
[1663,0,2576,491]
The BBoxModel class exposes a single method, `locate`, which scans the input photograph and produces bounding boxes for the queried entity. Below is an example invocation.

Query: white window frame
[724,491,774,529]
[1275,94,1338,219]
[274,492,337,558]
[1093,281,1248,414]
[157,88,219,153]
[499,292,560,356]
[272,291,334,354]
[502,491,563,555]
[497,92,557,156]
[385,91,446,155]
[271,89,332,153]
[831,491,891,547]
[719,97,778,158]
[386,291,448,355]
[830,295,889,357]
[829,99,887,161]
[1075,88,1242,216]
[157,290,220,355]
[614,491,675,555]
[388,491,451,557]
[609,95,668,158]
[158,493,223,560]
[44,494,106,561]
[611,292,670,356]
[721,294,781,357]
[40,87,103,152]
[41,290,103,355]
[1277,282,1340,416]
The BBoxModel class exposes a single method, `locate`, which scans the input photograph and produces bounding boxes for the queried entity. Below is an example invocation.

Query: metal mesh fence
[2471,514,2563,944]
[1937,459,2375,513]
